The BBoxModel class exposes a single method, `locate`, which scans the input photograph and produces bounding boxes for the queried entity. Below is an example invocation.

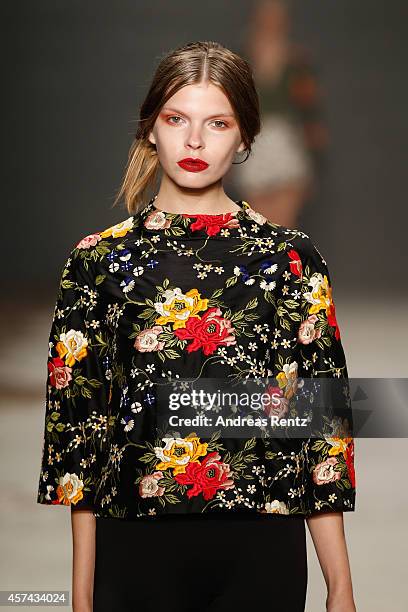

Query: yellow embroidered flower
[276,361,300,399]
[99,216,134,238]
[303,272,334,316]
[326,436,353,457]
[154,287,208,330]
[56,472,84,505]
[56,329,88,367]
[153,434,208,475]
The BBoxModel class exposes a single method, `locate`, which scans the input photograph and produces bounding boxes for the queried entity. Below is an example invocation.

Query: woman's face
[148,82,246,188]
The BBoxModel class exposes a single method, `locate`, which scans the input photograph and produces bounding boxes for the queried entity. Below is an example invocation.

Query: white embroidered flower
[264,500,289,514]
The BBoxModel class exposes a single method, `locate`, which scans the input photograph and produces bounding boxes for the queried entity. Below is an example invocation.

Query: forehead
[163,83,235,116]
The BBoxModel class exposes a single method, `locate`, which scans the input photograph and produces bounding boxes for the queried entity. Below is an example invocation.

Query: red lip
[177,157,209,172]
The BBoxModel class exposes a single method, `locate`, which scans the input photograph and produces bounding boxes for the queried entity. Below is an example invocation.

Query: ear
[236,141,246,153]
[148,131,156,146]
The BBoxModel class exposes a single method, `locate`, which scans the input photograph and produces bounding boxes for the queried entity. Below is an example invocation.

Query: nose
[185,123,205,150]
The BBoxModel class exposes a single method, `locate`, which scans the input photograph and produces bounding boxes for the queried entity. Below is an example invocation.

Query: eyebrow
[161,107,235,119]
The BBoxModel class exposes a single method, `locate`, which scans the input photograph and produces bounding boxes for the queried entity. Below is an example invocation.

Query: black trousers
[93,513,308,611]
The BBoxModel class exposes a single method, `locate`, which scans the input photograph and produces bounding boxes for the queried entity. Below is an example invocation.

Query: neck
[153,180,240,215]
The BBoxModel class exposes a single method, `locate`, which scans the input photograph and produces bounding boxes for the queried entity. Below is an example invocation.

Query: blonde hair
[112,40,261,215]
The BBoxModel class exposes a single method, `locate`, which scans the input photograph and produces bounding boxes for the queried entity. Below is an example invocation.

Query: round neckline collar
[136,195,258,239]
[147,194,249,218]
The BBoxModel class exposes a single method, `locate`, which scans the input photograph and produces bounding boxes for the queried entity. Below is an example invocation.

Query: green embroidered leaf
[265,451,277,459]
[244,438,257,451]
[310,439,327,453]
[211,288,224,299]
[288,312,302,321]
[61,279,75,290]
[163,494,181,504]
[88,378,103,389]
[284,300,300,309]
[80,386,92,399]
[162,349,180,360]
[138,308,156,320]
[246,298,258,310]
[138,452,157,463]
[225,276,238,287]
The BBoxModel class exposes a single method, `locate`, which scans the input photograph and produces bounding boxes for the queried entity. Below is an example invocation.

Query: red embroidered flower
[287,249,303,277]
[327,301,341,341]
[182,212,240,236]
[174,451,235,500]
[174,306,236,355]
[48,357,73,389]
[345,440,355,488]
[263,385,289,419]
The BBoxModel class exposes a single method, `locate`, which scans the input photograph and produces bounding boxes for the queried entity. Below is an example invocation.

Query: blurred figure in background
[232,0,328,228]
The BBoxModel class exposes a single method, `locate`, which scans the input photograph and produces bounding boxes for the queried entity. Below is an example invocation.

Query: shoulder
[68,214,138,263]
[74,214,136,251]
[254,213,315,257]
[58,214,137,284]
[242,204,328,270]
[264,220,330,279]
[288,231,333,285]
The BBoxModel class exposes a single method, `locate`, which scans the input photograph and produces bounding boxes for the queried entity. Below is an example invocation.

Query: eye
[212,120,228,128]
[167,115,184,125]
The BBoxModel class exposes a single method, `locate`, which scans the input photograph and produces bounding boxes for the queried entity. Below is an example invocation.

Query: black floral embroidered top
[37,196,356,520]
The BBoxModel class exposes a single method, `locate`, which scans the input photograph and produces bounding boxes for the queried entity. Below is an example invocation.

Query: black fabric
[93,513,308,611]
[37,195,356,519]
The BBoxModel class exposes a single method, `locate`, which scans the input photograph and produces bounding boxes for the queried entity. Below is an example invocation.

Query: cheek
[211,137,240,164]
[210,128,241,150]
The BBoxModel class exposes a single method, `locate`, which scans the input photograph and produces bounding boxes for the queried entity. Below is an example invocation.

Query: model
[37,41,357,612]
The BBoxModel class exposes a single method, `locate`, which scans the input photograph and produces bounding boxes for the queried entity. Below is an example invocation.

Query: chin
[172,174,211,188]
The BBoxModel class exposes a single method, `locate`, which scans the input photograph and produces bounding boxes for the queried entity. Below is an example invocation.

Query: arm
[71,509,96,612]
[294,237,357,607]
[296,239,356,516]
[37,247,112,510]
[36,241,112,609]
[306,512,356,611]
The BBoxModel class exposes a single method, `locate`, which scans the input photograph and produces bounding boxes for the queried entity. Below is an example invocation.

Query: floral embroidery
[173,306,237,355]
[183,212,240,236]
[76,233,102,249]
[287,248,303,277]
[262,500,290,514]
[99,217,134,238]
[312,457,342,485]
[154,287,209,329]
[54,472,85,506]
[302,271,340,340]
[134,326,165,352]
[37,196,356,520]
[139,471,165,498]
[56,329,88,367]
[153,434,208,475]
[174,451,235,500]
[47,357,73,390]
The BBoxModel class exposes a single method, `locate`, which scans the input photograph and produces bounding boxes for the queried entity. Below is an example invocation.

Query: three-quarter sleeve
[296,238,356,515]
[36,246,112,510]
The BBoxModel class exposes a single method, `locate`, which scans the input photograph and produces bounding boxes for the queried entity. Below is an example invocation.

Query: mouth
[177,158,209,172]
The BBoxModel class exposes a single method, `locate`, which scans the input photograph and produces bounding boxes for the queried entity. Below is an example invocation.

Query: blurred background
[1,1,407,610]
